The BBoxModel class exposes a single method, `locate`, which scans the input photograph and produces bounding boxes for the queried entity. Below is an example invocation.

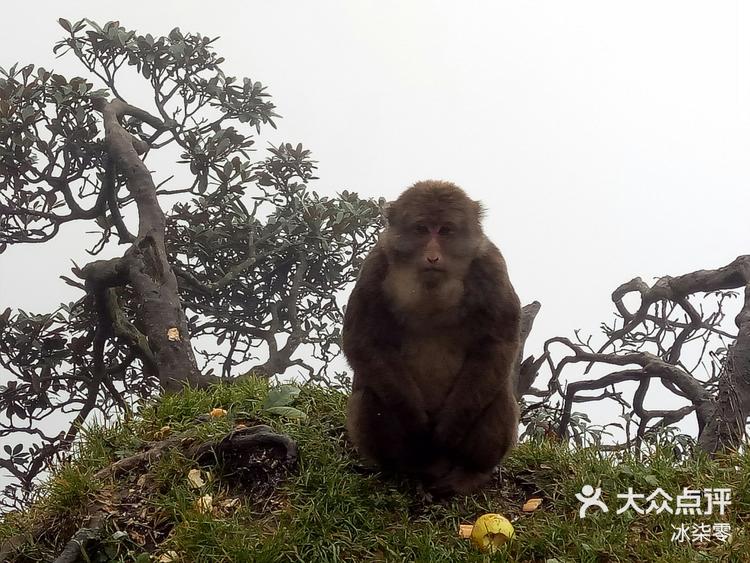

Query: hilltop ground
[0,380,748,562]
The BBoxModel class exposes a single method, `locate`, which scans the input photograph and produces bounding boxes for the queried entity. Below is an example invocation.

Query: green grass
[1,379,748,562]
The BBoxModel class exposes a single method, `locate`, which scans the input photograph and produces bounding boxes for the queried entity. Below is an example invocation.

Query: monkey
[343,180,521,496]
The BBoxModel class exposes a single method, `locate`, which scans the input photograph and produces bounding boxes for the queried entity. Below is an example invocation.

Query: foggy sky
[1,1,749,436]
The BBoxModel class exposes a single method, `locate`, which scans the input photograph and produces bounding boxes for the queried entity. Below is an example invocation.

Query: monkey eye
[414,225,429,235]
[438,226,453,236]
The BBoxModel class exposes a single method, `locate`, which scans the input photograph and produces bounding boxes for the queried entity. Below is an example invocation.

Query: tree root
[51,511,105,563]
[192,424,298,465]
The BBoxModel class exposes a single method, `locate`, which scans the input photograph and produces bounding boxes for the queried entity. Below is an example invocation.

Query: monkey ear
[383,201,396,224]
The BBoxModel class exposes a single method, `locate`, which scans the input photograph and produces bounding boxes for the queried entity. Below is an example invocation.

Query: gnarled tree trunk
[697,279,750,452]
[82,98,211,393]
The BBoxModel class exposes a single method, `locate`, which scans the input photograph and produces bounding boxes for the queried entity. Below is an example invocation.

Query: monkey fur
[343,180,521,496]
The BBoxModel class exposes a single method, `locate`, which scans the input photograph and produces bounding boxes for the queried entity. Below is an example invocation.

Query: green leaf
[264,406,307,420]
[644,474,659,488]
[84,19,104,33]
[116,30,130,48]
[263,384,301,409]
[169,42,185,57]
[20,106,35,121]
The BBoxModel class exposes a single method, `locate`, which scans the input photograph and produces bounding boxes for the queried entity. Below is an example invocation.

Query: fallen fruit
[470,513,515,553]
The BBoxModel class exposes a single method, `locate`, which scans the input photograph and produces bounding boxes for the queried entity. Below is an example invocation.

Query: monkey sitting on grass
[343,180,521,495]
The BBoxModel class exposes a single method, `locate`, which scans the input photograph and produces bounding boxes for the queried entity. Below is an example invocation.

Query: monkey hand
[359,369,431,431]
[392,395,430,430]
[432,408,472,451]
[354,381,430,434]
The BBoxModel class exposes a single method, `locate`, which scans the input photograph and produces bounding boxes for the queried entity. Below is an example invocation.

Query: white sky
[1,1,750,437]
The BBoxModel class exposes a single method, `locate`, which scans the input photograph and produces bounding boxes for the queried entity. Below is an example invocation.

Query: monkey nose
[427,256,440,264]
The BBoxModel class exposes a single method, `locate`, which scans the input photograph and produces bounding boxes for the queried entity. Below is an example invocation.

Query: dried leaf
[196,494,213,513]
[129,529,146,545]
[219,497,241,514]
[187,468,206,489]
[158,552,180,563]
[167,327,181,341]
[210,408,227,418]
[522,498,543,512]
[458,524,474,538]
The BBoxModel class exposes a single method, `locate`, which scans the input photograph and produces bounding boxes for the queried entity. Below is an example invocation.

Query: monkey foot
[427,466,492,497]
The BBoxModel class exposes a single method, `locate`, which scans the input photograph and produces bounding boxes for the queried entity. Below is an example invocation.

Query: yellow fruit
[469,513,515,553]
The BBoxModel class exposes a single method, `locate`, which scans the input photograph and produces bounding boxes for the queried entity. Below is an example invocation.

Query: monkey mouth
[421,267,446,275]
[420,267,446,287]
[421,265,445,272]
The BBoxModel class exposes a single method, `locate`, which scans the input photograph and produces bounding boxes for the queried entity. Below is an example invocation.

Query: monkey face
[385,222,479,285]
[383,182,485,284]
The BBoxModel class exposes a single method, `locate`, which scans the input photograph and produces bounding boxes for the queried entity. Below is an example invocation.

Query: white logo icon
[575,485,609,518]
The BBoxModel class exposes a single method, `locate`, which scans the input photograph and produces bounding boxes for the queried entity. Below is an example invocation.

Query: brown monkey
[343,180,521,495]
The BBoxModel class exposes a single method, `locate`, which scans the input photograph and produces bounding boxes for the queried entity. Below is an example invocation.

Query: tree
[0,19,381,508]
[518,256,749,454]
[167,158,381,383]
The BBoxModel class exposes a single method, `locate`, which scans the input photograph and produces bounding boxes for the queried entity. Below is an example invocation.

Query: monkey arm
[344,322,430,427]
[348,355,430,428]
[343,248,429,427]
[434,248,522,451]
[433,339,517,449]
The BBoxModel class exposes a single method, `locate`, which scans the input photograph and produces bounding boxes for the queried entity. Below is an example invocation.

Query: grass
[1,379,748,562]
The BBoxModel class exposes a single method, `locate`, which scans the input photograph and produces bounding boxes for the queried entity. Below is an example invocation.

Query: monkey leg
[346,387,432,471]
[428,391,519,495]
